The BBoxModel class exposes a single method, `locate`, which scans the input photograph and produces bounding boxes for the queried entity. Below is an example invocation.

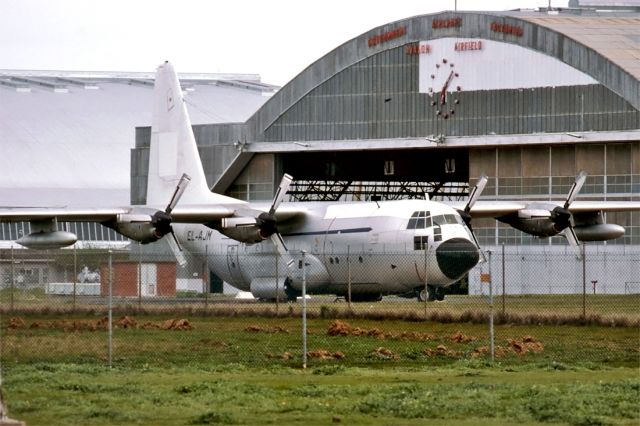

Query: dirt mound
[327,320,434,341]
[508,336,544,355]
[266,352,293,360]
[449,331,476,343]
[116,316,137,328]
[7,317,26,329]
[245,325,289,333]
[161,319,193,330]
[307,350,346,360]
[7,316,192,332]
[469,336,544,358]
[369,347,400,360]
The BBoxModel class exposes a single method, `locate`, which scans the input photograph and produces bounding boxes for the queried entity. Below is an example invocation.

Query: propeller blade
[268,174,293,216]
[562,227,583,260]
[270,233,295,269]
[166,173,192,214]
[166,230,187,267]
[469,229,486,263]
[564,170,587,209]
[464,175,488,214]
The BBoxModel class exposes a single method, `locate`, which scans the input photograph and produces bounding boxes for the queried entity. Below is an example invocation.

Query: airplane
[1,61,639,302]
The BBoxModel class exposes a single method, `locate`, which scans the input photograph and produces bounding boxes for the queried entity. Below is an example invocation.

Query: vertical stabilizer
[146,61,239,207]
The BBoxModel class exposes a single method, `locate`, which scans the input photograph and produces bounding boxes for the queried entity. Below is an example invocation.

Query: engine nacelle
[501,216,558,238]
[574,224,625,241]
[17,231,77,249]
[219,217,264,244]
[110,213,159,243]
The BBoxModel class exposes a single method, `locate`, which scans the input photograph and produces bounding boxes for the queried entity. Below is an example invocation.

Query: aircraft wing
[447,201,526,218]
[0,205,236,223]
[448,200,640,218]
[0,207,131,222]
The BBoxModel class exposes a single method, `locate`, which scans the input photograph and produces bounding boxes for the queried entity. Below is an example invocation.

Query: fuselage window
[434,226,442,242]
[413,235,427,250]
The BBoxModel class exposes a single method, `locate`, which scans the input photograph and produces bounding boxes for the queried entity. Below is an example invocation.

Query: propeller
[553,171,586,257]
[258,174,296,269]
[458,176,488,262]
[151,173,191,266]
[461,175,488,226]
[255,174,292,239]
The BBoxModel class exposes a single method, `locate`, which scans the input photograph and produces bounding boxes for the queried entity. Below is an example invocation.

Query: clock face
[427,58,461,119]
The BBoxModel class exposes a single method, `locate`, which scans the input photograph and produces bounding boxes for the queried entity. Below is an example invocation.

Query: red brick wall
[157,263,177,296]
[100,262,176,297]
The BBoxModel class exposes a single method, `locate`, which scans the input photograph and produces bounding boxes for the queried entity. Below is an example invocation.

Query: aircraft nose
[435,238,480,279]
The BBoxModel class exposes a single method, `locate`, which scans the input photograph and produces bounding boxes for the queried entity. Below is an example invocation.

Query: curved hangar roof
[0,70,275,205]
[245,9,640,143]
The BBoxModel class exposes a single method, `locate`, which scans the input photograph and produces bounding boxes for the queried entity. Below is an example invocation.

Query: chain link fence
[1,245,638,369]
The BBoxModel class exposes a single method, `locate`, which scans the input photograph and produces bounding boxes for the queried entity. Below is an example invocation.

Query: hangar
[132,5,640,249]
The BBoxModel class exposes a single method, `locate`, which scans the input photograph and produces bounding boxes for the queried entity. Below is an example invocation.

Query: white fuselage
[174,199,479,298]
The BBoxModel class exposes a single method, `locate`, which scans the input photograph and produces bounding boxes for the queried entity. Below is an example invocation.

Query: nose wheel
[418,285,445,302]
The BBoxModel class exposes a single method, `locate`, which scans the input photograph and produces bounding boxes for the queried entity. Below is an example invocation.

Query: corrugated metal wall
[263,45,639,142]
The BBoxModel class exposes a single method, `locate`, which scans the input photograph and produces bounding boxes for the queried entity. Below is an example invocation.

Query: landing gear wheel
[417,285,444,302]
[417,285,436,302]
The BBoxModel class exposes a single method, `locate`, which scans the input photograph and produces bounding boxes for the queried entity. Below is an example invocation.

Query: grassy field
[3,362,639,425]
[1,306,639,425]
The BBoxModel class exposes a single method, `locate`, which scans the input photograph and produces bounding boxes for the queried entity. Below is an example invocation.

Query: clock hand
[439,70,455,105]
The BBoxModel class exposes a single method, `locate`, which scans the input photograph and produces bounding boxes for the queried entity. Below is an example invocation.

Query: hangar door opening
[281,148,469,201]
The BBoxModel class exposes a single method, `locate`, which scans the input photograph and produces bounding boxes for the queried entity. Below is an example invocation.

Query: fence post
[301,250,307,369]
[137,242,142,310]
[423,242,428,318]
[275,249,279,315]
[501,243,505,316]
[10,245,14,312]
[347,245,352,311]
[582,243,586,318]
[488,250,494,362]
[108,250,113,368]
[203,245,209,310]
[72,244,77,312]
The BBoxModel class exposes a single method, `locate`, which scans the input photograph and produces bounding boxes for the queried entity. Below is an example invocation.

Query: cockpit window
[432,214,458,226]
[407,211,431,229]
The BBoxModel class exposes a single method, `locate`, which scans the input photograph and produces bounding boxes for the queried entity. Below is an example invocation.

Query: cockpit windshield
[406,211,431,229]
[407,211,461,230]
[432,214,461,226]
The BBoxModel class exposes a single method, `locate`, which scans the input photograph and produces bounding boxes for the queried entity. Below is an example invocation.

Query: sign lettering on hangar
[407,40,483,56]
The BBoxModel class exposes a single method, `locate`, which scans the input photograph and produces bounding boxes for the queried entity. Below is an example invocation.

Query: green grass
[3,363,639,425]
[1,312,639,425]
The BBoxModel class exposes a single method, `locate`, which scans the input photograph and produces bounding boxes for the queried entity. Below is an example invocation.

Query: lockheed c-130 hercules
[1,62,638,302]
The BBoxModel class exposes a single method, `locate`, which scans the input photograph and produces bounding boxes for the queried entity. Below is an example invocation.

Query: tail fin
[147,61,238,207]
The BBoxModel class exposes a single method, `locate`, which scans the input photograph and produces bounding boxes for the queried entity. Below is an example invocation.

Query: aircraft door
[226,245,245,286]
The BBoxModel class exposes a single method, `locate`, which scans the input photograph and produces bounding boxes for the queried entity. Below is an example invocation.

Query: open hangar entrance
[280,148,469,201]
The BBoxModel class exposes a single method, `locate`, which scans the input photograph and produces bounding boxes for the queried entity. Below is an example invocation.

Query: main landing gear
[417,284,445,302]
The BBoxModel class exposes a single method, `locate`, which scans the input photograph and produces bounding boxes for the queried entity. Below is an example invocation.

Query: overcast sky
[1,0,563,86]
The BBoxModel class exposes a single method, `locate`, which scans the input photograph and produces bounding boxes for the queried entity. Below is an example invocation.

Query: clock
[427,58,461,119]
